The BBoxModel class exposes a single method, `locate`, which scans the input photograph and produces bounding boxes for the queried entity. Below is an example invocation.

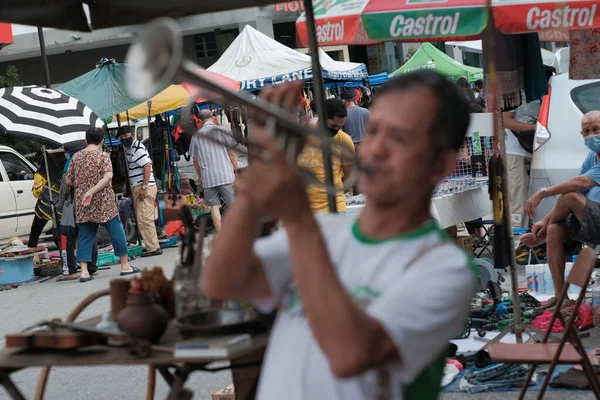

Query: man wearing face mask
[117,126,162,258]
[298,98,355,213]
[522,111,600,307]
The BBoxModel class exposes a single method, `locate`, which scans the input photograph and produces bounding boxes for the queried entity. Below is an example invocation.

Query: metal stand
[479,4,525,345]
[303,0,337,213]
[39,147,66,282]
[37,27,51,89]
[480,7,524,342]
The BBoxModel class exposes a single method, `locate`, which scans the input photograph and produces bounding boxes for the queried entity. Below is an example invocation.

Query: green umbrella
[59,58,142,120]
[390,43,483,82]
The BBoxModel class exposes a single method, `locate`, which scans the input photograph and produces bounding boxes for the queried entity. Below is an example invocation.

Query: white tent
[207,25,368,91]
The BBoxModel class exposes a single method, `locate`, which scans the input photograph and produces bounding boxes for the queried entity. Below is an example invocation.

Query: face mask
[584,134,600,153]
[121,137,133,147]
[327,127,339,136]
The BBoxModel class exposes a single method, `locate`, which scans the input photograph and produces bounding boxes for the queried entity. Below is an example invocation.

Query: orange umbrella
[118,70,240,120]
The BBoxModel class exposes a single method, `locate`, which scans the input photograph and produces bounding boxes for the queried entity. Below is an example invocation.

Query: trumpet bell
[125,17,183,101]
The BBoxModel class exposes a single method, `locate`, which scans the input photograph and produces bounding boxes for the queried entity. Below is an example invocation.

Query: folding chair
[487,248,600,400]
[465,219,494,257]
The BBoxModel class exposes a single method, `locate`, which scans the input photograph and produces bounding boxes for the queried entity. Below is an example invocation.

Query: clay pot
[116,293,168,343]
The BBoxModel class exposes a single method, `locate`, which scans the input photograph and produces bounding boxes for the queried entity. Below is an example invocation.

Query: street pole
[37,27,51,88]
[303,0,337,213]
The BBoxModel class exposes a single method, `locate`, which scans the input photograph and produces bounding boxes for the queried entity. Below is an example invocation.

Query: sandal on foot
[120,266,140,276]
[141,250,163,258]
[57,274,79,282]
[79,276,94,283]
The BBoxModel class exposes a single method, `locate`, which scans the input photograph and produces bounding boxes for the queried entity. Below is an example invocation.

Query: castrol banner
[296,0,488,46]
[296,0,370,46]
[492,0,600,34]
[297,0,600,46]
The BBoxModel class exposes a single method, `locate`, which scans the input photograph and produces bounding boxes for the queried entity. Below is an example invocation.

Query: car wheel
[125,216,138,244]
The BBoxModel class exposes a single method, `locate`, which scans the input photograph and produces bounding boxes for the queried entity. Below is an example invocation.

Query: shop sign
[240,65,368,91]
[275,2,305,13]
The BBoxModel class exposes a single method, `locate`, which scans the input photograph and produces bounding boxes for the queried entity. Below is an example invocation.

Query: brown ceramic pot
[116,293,168,343]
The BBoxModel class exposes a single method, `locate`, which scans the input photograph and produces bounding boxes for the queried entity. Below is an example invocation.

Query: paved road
[1,249,598,399]
[0,247,231,400]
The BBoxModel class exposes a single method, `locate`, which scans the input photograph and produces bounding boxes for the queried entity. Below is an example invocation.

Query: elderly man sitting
[522,111,600,310]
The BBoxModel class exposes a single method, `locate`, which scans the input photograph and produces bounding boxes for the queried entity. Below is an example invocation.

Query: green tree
[0,65,23,87]
[0,65,41,156]
[403,48,417,65]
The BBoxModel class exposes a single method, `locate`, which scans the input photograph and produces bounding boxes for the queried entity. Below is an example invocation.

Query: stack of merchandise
[459,362,537,393]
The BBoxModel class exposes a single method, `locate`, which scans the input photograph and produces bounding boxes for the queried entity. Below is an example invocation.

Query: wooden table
[0,320,268,400]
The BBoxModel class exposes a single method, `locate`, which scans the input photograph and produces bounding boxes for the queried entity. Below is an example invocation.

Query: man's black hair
[340,89,356,102]
[378,70,470,153]
[456,76,470,89]
[86,126,106,146]
[474,79,484,89]
[325,98,347,120]
[117,125,132,137]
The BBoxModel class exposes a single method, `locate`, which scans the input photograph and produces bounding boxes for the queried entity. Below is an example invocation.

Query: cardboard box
[212,384,235,400]
[456,234,475,252]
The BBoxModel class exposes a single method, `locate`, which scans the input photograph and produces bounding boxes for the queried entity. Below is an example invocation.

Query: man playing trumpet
[202,70,476,400]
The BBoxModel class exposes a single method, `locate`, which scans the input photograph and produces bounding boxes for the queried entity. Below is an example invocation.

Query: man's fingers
[281,82,304,112]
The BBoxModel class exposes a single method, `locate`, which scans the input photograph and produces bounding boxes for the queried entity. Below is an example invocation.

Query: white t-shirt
[253,214,475,400]
[505,129,533,158]
[505,101,540,159]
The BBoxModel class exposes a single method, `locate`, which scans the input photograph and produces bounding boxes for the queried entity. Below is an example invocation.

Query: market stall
[207,24,368,91]
[347,112,494,229]
[59,58,240,120]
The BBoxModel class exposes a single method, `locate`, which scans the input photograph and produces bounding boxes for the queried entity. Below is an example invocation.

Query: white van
[107,120,150,142]
[0,146,47,240]
[530,73,600,222]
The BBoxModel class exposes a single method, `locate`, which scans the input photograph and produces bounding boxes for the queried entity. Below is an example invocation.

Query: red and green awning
[297,0,600,46]
[0,23,13,50]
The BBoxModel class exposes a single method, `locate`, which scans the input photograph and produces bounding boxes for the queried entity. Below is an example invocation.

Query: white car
[530,73,600,222]
[0,146,45,241]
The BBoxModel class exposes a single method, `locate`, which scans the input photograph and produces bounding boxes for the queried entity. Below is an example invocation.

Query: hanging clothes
[569,29,600,80]
[482,24,547,110]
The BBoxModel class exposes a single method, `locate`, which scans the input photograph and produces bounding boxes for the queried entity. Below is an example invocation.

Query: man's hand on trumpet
[235,82,312,224]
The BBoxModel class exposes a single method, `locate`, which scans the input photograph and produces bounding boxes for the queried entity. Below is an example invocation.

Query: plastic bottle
[592,279,600,331]
[534,264,544,293]
[543,264,554,296]
[526,265,534,292]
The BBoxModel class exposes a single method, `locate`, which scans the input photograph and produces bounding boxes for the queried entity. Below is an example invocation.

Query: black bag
[511,129,535,154]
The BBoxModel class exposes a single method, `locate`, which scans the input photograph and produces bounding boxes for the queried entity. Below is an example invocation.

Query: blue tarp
[369,72,389,86]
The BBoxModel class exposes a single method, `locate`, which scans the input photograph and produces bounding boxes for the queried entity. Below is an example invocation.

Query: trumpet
[124,17,364,194]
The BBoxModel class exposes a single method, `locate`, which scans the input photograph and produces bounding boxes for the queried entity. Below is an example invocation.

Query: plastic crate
[97,245,144,266]
[0,257,36,285]
[128,245,143,258]
[160,236,179,249]
[97,252,116,267]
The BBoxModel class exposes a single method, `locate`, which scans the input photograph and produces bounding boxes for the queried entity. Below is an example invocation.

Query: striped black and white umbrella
[0,86,104,147]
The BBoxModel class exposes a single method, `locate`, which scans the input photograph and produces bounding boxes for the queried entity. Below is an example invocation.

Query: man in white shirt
[202,71,476,400]
[503,101,541,227]
[117,126,162,257]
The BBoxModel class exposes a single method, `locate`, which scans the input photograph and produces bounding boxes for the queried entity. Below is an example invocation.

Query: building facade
[0,5,305,86]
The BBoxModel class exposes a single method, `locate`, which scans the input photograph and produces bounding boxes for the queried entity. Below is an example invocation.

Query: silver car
[529,73,600,222]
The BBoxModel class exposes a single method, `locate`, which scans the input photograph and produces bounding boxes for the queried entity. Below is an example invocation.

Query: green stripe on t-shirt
[351,220,438,244]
